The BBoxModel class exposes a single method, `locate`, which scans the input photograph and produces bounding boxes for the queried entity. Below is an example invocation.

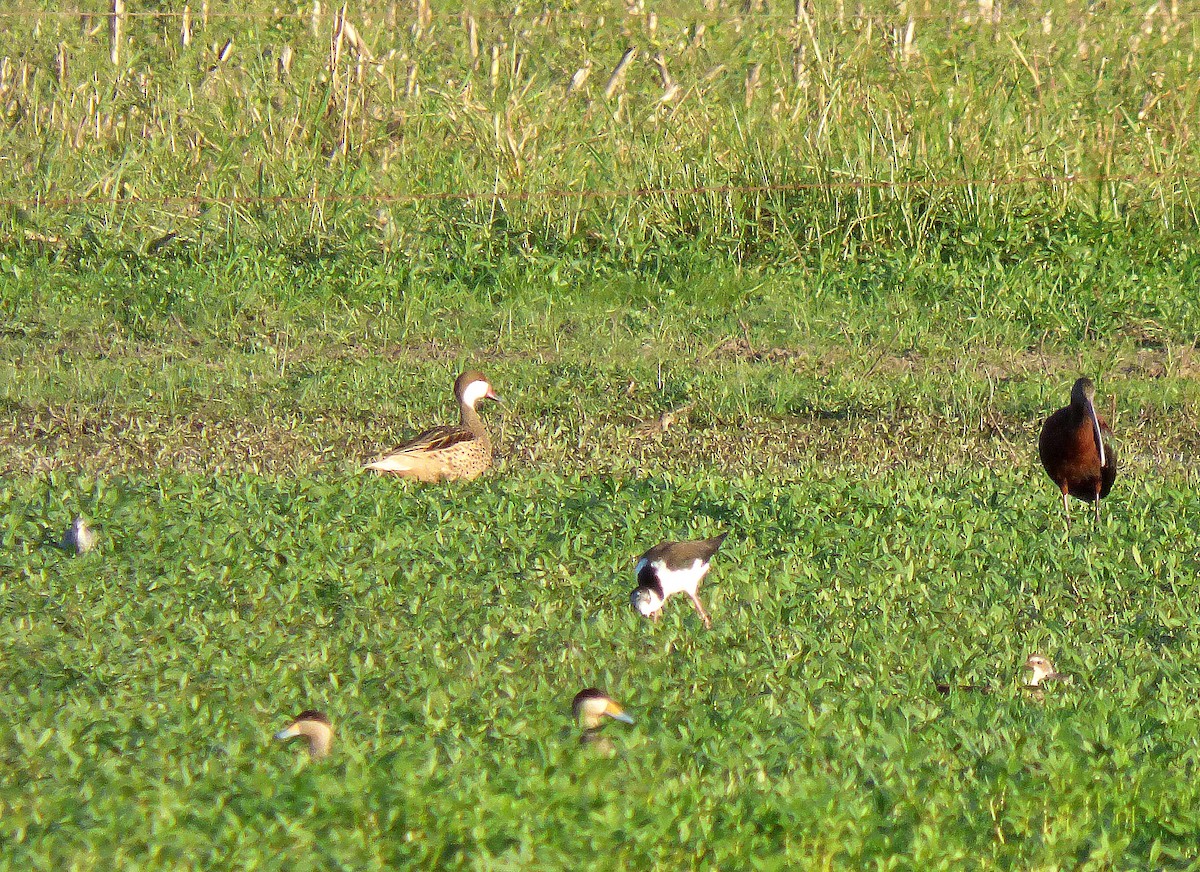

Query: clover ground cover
[3,464,1200,868]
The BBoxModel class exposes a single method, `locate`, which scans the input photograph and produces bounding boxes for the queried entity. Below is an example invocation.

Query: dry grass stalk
[490,44,501,93]
[465,14,479,66]
[312,1,322,39]
[55,42,68,86]
[109,0,125,67]
[900,18,916,65]
[278,44,294,79]
[793,45,808,89]
[652,53,672,89]
[342,17,374,64]
[566,61,591,97]
[416,0,432,30]
[652,53,680,103]
[690,23,706,49]
[647,12,657,38]
[330,5,346,78]
[1006,33,1040,89]
[1137,92,1158,121]
[604,46,637,101]
[744,62,762,106]
[201,0,209,27]
[182,6,193,47]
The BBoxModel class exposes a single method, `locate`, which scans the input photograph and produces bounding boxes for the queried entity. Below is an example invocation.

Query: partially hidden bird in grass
[1038,377,1117,525]
[61,516,96,555]
[1023,654,1069,701]
[630,533,727,629]
[1024,654,1067,688]
[365,370,500,482]
[275,710,333,759]
[572,689,634,751]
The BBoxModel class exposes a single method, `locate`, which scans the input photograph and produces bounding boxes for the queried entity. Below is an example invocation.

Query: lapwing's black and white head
[629,533,727,629]
[275,710,334,759]
[630,585,664,618]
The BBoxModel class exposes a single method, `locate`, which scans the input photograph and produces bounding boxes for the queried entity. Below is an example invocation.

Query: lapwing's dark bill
[365,370,500,483]
[1038,377,1117,524]
[630,533,727,629]
[275,710,333,759]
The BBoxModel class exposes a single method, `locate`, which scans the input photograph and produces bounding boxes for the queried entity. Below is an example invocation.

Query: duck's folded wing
[380,424,474,457]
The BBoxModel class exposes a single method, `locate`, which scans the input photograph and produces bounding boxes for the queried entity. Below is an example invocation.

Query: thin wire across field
[0,170,1195,211]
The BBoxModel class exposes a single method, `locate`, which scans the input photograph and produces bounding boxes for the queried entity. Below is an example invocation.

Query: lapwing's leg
[687,593,712,629]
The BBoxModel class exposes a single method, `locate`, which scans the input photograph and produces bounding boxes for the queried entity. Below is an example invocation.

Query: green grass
[0,0,1198,265]
[4,470,1200,868]
[3,0,1200,867]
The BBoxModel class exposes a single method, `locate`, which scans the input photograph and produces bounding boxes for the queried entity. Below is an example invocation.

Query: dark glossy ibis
[1038,377,1116,523]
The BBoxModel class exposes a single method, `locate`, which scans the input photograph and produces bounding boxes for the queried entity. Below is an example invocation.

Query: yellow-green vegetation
[3,1,1200,868]
[0,0,1197,259]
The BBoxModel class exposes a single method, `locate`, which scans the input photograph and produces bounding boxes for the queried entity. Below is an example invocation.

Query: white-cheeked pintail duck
[365,370,499,482]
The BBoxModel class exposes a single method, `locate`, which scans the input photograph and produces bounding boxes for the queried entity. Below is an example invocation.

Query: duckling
[365,370,499,482]
[1023,653,1070,702]
[61,516,96,555]
[630,533,727,629]
[572,688,634,749]
[1024,654,1067,688]
[275,710,333,759]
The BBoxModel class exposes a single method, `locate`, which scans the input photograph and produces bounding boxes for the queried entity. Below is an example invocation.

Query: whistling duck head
[275,710,333,759]
[571,689,635,731]
[1024,654,1062,687]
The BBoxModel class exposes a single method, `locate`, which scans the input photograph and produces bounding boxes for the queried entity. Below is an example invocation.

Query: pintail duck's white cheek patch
[460,379,492,408]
